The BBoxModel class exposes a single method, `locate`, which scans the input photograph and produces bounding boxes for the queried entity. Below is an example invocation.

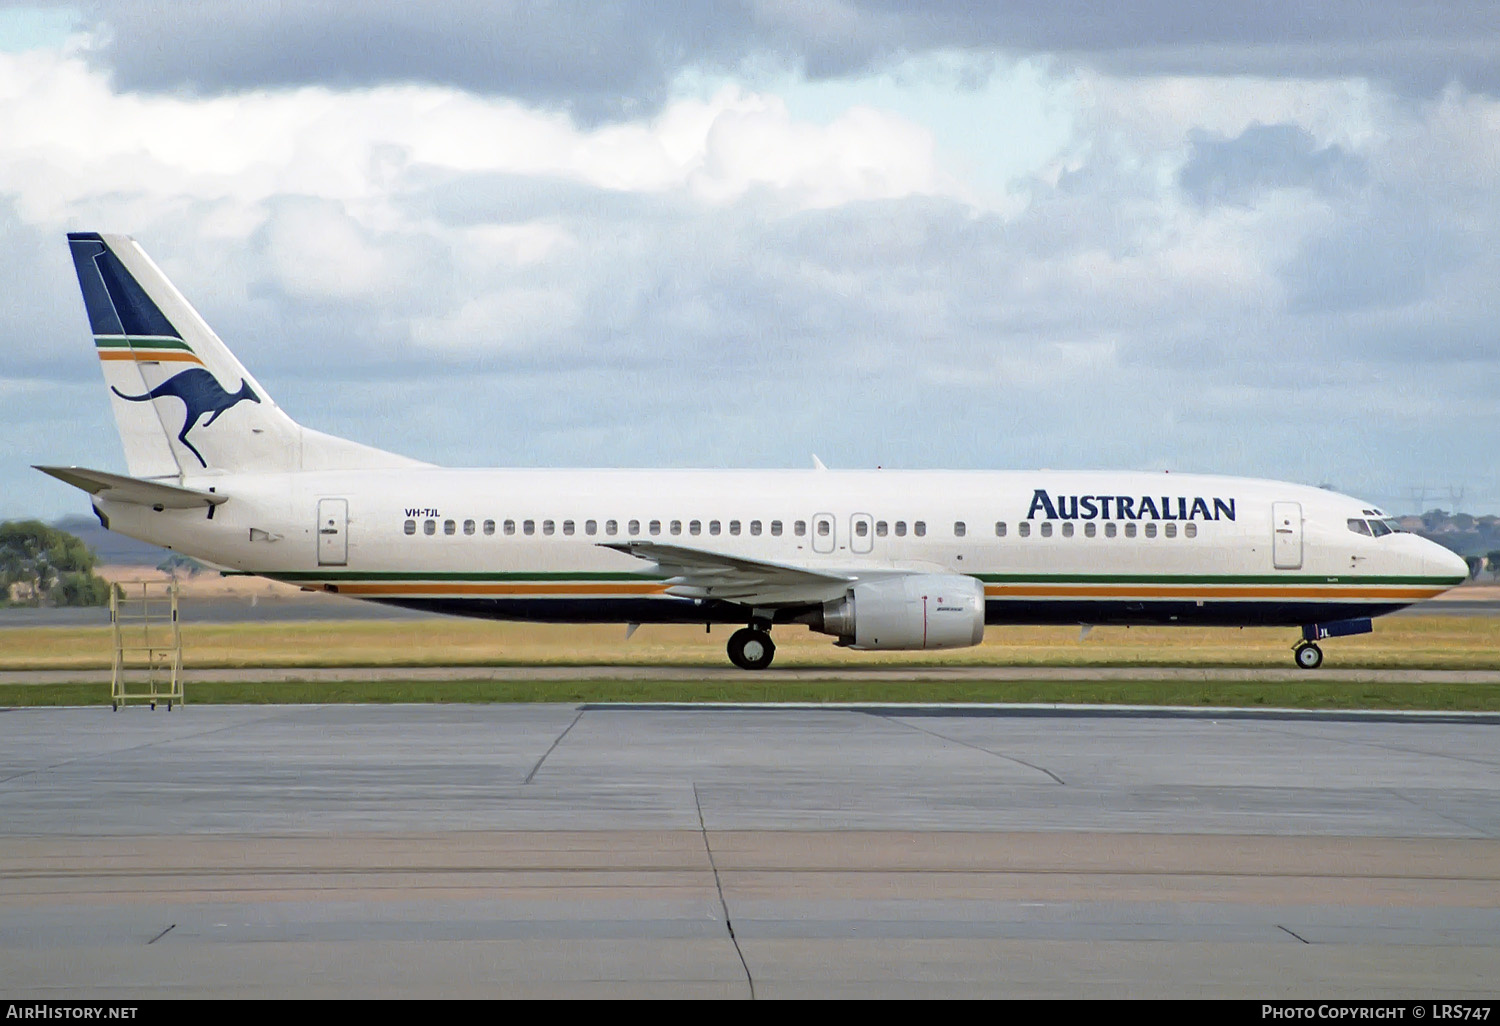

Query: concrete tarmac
[7,665,1500,685]
[1,703,1496,999]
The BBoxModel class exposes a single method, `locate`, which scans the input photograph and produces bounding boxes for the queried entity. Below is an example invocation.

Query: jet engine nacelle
[814,573,985,650]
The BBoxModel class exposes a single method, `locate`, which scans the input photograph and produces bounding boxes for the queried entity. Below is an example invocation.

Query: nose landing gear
[1293,641,1324,670]
[1293,617,1372,669]
[728,625,776,670]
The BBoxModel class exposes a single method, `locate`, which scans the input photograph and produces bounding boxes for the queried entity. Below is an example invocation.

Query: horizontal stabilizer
[33,465,227,509]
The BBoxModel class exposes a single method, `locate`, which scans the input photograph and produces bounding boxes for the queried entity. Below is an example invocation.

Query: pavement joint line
[523,709,584,785]
[578,702,1500,724]
[1382,788,1493,837]
[693,782,754,1001]
[872,713,1067,785]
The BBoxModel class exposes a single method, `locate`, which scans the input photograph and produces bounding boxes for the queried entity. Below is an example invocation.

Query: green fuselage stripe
[94,336,194,351]
[230,570,1461,587]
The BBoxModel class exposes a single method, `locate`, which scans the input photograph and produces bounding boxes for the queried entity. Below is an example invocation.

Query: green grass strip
[5,679,1500,710]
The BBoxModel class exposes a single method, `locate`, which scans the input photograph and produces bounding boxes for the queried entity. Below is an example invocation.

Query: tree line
[0,520,111,607]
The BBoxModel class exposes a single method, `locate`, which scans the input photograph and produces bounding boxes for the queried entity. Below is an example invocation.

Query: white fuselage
[96,466,1467,629]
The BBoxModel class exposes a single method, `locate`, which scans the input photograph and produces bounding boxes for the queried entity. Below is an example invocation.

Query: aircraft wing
[599,541,853,606]
[33,465,227,509]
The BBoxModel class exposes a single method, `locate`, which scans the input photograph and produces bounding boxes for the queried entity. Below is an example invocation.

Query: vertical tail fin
[66,233,421,476]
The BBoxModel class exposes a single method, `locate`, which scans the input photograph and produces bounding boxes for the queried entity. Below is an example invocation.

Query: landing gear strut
[1293,641,1323,670]
[728,626,776,670]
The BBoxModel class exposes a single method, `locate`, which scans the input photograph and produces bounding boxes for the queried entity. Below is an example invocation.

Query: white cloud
[2,43,1500,521]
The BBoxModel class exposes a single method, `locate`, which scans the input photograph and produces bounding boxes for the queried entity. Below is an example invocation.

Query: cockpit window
[1369,519,1392,537]
[1347,518,1372,536]
[1380,517,1402,533]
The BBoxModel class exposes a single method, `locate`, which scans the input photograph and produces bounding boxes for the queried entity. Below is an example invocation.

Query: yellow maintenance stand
[110,580,183,711]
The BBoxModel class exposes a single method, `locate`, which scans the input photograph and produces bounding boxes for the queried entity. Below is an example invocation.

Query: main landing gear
[728,625,776,670]
[1293,641,1324,670]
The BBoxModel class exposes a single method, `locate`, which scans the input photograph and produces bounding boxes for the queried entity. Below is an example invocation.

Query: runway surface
[1,702,1497,998]
[2,592,1497,627]
[7,665,1500,685]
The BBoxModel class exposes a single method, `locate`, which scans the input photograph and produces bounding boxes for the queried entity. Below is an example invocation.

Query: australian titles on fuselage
[1026,489,1235,523]
[39,231,1472,671]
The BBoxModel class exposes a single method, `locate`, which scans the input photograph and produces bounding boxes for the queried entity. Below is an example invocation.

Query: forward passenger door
[1272,501,1302,570]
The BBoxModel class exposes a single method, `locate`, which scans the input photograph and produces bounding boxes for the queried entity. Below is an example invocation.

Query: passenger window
[524,520,535,535]
[876,521,888,537]
[750,521,762,536]
[1124,523,1136,538]
[994,522,1006,537]
[709,521,720,535]
[404,519,416,535]
[670,520,682,536]
[1164,522,1176,538]
[628,519,640,535]
[1018,522,1030,538]
[542,520,555,536]
[444,519,456,535]
[1061,522,1074,538]
[562,520,575,536]
[689,520,701,536]
[816,520,829,536]
[463,519,475,535]
[1084,522,1096,538]
[855,520,868,537]
[954,521,966,538]
[605,520,618,536]
[914,521,926,537]
[649,520,661,536]
[1039,522,1052,537]
[585,520,597,535]
[1370,519,1391,537]
[770,520,783,536]
[424,520,436,535]
[894,521,906,537]
[729,520,741,536]
[1105,522,1117,538]
[483,519,495,535]
[504,519,516,536]
[1184,523,1197,539]
[1144,522,1157,538]
[794,521,806,536]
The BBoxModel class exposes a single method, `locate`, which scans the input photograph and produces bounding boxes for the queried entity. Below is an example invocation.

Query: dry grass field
[2,615,1497,671]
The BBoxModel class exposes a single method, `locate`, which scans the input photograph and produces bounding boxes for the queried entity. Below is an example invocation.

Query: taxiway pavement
[1,703,1496,998]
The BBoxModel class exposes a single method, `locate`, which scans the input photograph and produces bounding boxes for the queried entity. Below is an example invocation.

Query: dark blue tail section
[66,232,180,339]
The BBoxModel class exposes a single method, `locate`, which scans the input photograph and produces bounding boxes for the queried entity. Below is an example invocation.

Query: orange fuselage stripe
[99,351,203,364]
[324,582,1437,601]
[984,584,1442,600]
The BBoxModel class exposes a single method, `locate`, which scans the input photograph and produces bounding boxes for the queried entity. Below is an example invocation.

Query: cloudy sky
[3,2,1498,521]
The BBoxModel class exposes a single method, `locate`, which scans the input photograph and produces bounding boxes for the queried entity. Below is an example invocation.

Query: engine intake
[812,573,985,650]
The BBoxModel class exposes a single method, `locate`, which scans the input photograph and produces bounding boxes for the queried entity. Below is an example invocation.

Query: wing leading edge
[599,540,853,606]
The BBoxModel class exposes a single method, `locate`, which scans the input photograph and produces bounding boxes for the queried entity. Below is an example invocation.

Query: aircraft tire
[728,628,776,670]
[1294,642,1323,670]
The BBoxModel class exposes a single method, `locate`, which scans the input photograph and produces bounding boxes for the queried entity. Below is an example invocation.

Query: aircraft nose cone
[1425,543,1470,583]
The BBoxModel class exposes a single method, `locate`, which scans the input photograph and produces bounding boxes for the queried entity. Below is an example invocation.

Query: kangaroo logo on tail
[112,368,261,468]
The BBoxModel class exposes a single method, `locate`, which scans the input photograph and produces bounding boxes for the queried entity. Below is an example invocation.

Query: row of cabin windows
[401,516,1194,540]
[995,520,1198,539]
[401,517,928,538]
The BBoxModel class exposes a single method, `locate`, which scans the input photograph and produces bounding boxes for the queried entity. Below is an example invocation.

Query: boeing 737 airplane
[38,232,1470,669]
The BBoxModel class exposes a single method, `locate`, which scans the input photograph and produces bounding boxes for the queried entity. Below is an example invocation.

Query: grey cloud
[1179,123,1366,207]
[60,1,1500,117]
[6,142,1500,521]
[1284,217,1470,314]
